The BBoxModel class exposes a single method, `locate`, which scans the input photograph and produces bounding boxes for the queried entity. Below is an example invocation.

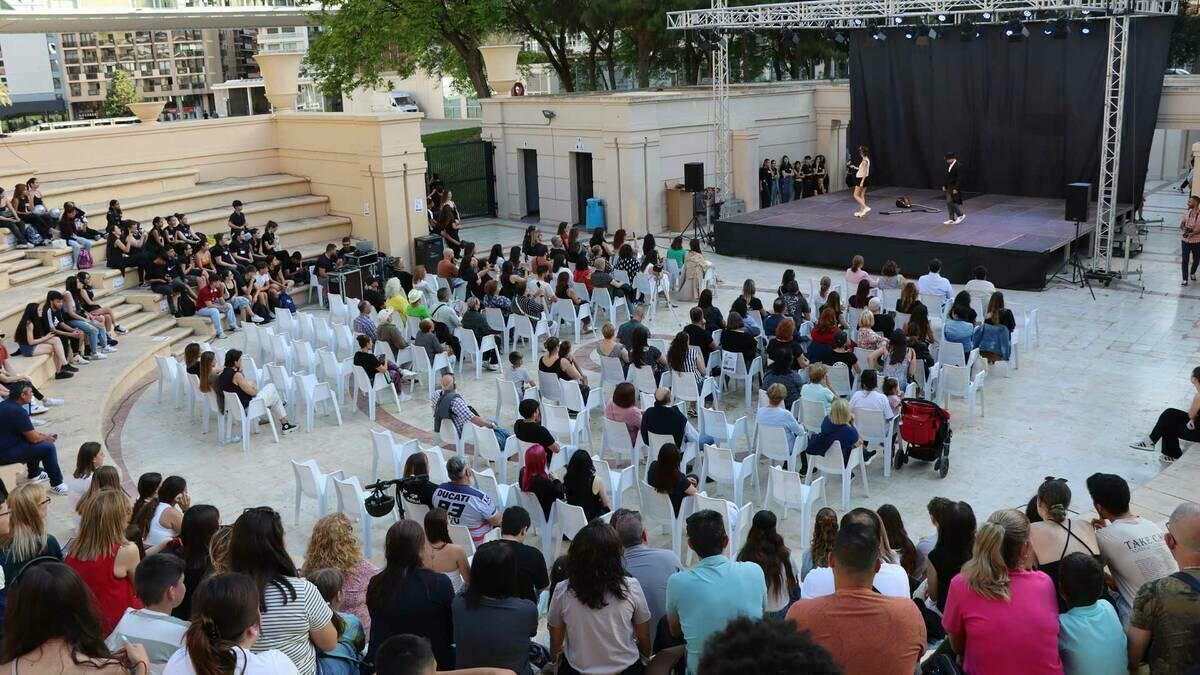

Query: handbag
[76,248,94,269]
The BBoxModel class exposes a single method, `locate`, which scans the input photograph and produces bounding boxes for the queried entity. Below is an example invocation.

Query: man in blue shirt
[666,509,766,674]
[0,382,65,494]
[431,455,499,543]
[756,383,806,450]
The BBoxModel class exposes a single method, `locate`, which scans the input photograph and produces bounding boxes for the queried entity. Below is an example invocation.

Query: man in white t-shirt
[107,553,190,674]
[848,370,895,421]
[801,508,910,599]
[964,266,997,297]
[1086,472,1178,622]
[432,454,500,542]
[916,259,954,306]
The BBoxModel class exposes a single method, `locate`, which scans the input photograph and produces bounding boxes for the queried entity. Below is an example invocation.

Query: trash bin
[585,198,606,231]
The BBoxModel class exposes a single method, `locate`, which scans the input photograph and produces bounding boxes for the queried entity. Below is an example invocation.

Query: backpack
[76,247,93,270]
[23,225,42,247]
[279,291,297,312]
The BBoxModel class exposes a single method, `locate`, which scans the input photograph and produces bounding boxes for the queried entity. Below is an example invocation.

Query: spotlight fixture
[981,11,993,19]
[1081,9,1091,15]
[1043,17,1070,39]
[1005,19,1029,41]
[833,31,848,46]
[893,16,902,24]
[872,28,888,41]
[924,25,939,39]
[959,18,978,41]
[853,18,863,26]
[937,13,948,22]
[1023,9,1033,18]
[903,26,915,39]
[1080,21,1093,35]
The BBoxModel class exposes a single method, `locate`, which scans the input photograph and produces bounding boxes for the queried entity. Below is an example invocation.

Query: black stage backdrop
[847,18,1172,202]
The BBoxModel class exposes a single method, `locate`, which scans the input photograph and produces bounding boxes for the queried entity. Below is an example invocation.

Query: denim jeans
[488,419,512,449]
[67,319,99,354]
[67,236,93,268]
[0,440,63,485]
[197,306,237,336]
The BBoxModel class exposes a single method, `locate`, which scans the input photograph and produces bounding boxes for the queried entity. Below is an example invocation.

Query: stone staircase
[0,167,350,388]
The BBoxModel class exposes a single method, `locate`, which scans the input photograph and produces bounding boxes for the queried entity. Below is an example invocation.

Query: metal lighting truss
[668,1,1176,282]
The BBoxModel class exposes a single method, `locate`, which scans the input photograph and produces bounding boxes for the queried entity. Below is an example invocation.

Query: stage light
[853,18,863,26]
[1080,21,1093,35]
[872,29,887,41]
[904,26,915,39]
[1005,19,1029,41]
[981,11,993,19]
[893,17,902,24]
[1023,10,1033,18]
[937,14,948,22]
[833,31,848,45]
[1044,17,1069,39]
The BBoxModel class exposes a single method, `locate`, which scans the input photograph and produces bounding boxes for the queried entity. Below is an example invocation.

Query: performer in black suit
[942,152,964,225]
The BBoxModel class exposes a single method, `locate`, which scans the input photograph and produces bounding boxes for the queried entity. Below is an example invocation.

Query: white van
[391,91,421,113]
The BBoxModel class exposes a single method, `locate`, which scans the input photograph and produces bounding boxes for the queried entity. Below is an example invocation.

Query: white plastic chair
[599,355,628,391]
[455,328,499,379]
[719,352,763,410]
[333,476,393,556]
[243,323,266,364]
[550,299,592,343]
[517,490,554,561]
[327,293,345,323]
[509,314,549,361]
[293,372,342,433]
[437,419,467,456]
[592,289,629,326]
[353,365,401,421]
[308,267,326,307]
[155,356,178,405]
[370,428,404,482]
[602,417,642,468]
[473,468,515,511]
[937,340,966,367]
[299,312,317,345]
[483,307,511,354]
[939,365,986,426]
[276,309,300,340]
[222,392,279,452]
[412,346,454,400]
[800,399,827,431]
[295,341,319,377]
[449,524,477,558]
[422,447,450,484]
[853,407,896,477]
[751,424,799,498]
[335,324,356,360]
[544,403,588,448]
[174,359,192,413]
[495,378,524,423]
[471,423,519,484]
[537,370,563,404]
[687,493,742,563]
[697,445,754,505]
[764,466,825,549]
[804,441,868,511]
[560,380,599,429]
[550,500,590,559]
[291,459,344,525]
[630,364,659,395]
[638,481,689,558]
[646,431,697,473]
[592,455,635,510]
[700,407,750,455]
[200,389,227,443]
[671,371,718,416]
[827,362,854,397]
[317,348,354,406]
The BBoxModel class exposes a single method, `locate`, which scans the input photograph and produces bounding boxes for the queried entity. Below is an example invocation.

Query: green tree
[504,0,578,91]
[613,0,671,88]
[305,0,505,100]
[579,0,619,89]
[1170,12,1200,69]
[100,69,141,118]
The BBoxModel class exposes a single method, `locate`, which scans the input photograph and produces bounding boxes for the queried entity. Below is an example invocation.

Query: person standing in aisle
[1180,195,1200,287]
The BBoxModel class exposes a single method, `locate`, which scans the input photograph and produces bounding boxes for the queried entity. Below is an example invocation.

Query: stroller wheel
[893,451,905,470]
[939,456,950,478]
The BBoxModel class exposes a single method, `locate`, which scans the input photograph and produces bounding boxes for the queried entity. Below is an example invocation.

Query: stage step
[78,174,312,223]
[39,168,199,205]
[185,195,333,233]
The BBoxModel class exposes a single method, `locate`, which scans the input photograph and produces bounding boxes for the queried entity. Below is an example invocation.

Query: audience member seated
[539,337,590,401]
[1085,472,1177,622]
[133,474,187,547]
[66,489,142,634]
[729,280,763,336]
[849,370,895,421]
[1,560,150,674]
[218,350,296,433]
[647,442,698,517]
[384,278,409,321]
[1029,477,1101,610]
[756,383,805,454]
[640,389,713,455]
[799,363,835,416]
[1131,365,1200,462]
[779,279,810,323]
[801,508,908,599]
[616,305,647,351]
[800,507,837,582]
[1127,501,1200,674]
[196,279,240,339]
[698,289,724,333]
[106,553,189,671]
[563,449,610,521]
[916,258,953,306]
[514,399,573,462]
[896,281,922,314]
[925,500,977,614]
[877,259,906,290]
[477,507,549,604]
[356,335,410,394]
[878,504,925,590]
[944,291,977,356]
[666,331,706,393]
[976,292,1016,365]
[15,302,72,380]
[868,297,895,337]
[666,509,767,674]
[822,331,858,373]
[788,520,925,674]
[943,509,1062,675]
[611,508,681,649]
[682,239,715,301]
[460,297,499,369]
[548,521,652,674]
[422,508,471,593]
[809,308,840,347]
[845,254,876,290]
[400,454,438,515]
[965,265,997,296]
[300,513,379,633]
[698,616,839,674]
[869,329,918,390]
[855,309,885,351]
[848,278,872,311]
[0,383,67,493]
[414,319,454,366]
[432,456,500,543]
[352,301,376,340]
[407,291,431,321]
[304,568,366,675]
[451,541,538,674]
[736,511,798,620]
[604,382,641,445]
[804,398,870,466]
[718,312,757,369]
[628,326,667,380]
[0,482,64,584]
[1057,552,1128,675]
[228,507,336,674]
[518,443,563,521]
[375,309,409,357]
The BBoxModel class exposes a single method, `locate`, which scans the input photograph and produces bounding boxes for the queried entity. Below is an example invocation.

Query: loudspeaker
[413,234,444,272]
[684,162,704,193]
[1065,182,1091,223]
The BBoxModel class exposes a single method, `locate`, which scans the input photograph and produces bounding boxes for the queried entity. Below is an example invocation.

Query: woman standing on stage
[850,146,871,218]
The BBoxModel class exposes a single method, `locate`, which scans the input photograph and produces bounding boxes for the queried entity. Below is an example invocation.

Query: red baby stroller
[895,397,953,478]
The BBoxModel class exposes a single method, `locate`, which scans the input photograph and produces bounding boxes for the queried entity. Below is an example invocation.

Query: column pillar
[731,128,761,213]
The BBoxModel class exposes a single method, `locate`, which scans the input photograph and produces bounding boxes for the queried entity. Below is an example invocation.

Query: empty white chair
[630,364,659,395]
[473,468,515,511]
[299,312,317,345]
[389,436,422,482]
[313,319,336,356]
[671,371,718,416]
[404,501,430,525]
[939,365,986,426]
[422,447,450,484]
[550,500,590,559]
[517,490,554,561]
[602,417,641,468]
[276,309,300,340]
[700,407,749,455]
[698,445,754,505]
[592,455,635,510]
[455,328,500,379]
[353,365,402,421]
[937,340,966,367]
[509,315,548,361]
[222,392,279,452]
[560,380,599,429]
[327,293,345,322]
[592,289,630,327]
[200,389,227,443]
[294,341,319,377]
[919,293,947,317]
[318,348,354,406]
[537,370,563,404]
[495,378,524,422]
[173,359,192,414]
[333,476,392,556]
[763,466,825,549]
[550,299,592,343]
[294,372,342,433]
[827,362,853,397]
[804,441,868,511]
[335,324,356,360]
[483,308,511,354]
[544,403,587,448]
[719,352,763,410]
[411,346,454,400]
[291,459,344,525]
[370,428,403,481]
[448,524,477,558]
[751,424,799,498]
[308,267,326,307]
[853,407,896,477]
[599,355,628,391]
[242,323,266,364]
[155,356,178,405]
[471,423,519,483]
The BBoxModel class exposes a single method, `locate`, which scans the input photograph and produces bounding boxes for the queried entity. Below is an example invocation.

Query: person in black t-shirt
[211,232,243,287]
[476,506,549,603]
[363,277,386,311]
[145,250,188,316]
[682,307,716,361]
[513,399,570,458]
[821,330,859,374]
[226,200,246,236]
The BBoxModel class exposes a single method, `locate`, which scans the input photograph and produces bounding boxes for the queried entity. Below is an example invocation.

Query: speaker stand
[1050,220,1096,301]
[681,191,716,252]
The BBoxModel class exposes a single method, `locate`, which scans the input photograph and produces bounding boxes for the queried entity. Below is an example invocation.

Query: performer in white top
[849,145,871,218]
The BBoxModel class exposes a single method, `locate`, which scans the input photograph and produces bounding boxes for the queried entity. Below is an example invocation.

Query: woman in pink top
[301,512,379,632]
[943,509,1063,675]
[845,254,877,289]
[604,382,642,444]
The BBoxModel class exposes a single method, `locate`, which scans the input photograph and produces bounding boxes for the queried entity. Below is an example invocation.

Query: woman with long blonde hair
[943,509,1062,675]
[0,483,63,582]
[75,464,121,517]
[65,489,141,634]
[302,513,378,633]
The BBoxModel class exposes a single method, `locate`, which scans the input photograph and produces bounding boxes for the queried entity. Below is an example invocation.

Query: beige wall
[0,111,429,264]
[483,82,833,234]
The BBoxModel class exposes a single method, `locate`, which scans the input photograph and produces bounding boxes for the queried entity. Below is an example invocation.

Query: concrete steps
[40,168,199,206]
[78,174,312,224]
[10,265,57,286]
[187,195,334,234]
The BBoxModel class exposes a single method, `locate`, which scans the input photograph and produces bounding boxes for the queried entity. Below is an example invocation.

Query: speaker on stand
[682,162,716,251]
[1052,182,1095,299]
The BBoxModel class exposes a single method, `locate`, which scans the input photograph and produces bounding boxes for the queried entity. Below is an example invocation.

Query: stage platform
[715,187,1124,290]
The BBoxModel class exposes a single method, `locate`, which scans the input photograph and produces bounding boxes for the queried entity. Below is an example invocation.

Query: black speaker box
[684,162,704,193]
[1065,182,1091,222]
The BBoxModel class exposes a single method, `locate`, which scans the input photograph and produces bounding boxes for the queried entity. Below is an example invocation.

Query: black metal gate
[425,140,496,218]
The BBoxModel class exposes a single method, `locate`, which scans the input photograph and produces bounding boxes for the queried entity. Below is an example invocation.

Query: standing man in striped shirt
[1182,195,1200,287]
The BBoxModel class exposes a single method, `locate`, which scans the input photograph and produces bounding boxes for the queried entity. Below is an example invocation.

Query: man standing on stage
[943,152,964,225]
[1181,194,1200,287]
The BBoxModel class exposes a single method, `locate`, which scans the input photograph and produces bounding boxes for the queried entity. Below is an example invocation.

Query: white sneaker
[72,355,88,365]
[853,211,863,218]
[1129,438,1154,451]
[90,352,107,360]
[251,315,265,324]
[943,219,955,225]
[102,346,118,353]
[26,471,48,484]
[43,398,64,407]
[28,401,48,415]
[49,484,68,496]
[31,418,48,427]
[954,215,966,224]
[862,206,872,216]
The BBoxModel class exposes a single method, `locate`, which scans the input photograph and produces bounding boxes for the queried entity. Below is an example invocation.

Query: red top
[66,544,141,634]
[573,268,593,293]
[810,326,839,345]
[196,285,222,310]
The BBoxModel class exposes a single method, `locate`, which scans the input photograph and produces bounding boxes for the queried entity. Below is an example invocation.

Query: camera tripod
[682,191,717,252]
[1050,219,1095,300]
